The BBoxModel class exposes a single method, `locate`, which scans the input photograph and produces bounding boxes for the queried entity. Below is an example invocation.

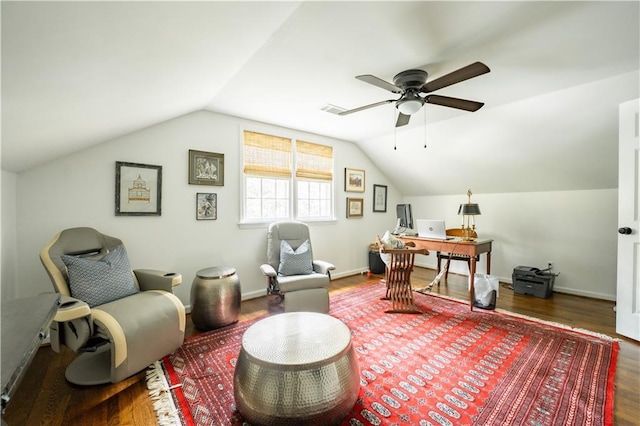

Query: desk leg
[486,252,491,275]
[469,258,477,310]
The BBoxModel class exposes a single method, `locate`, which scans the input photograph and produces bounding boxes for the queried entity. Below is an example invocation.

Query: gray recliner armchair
[260,221,335,312]
[40,227,185,385]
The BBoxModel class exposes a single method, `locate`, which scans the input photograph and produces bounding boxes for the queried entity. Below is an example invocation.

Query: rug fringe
[413,288,620,342]
[146,360,183,426]
[491,307,622,341]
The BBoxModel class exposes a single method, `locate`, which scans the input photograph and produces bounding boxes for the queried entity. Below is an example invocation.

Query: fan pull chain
[423,105,427,148]
[394,109,397,150]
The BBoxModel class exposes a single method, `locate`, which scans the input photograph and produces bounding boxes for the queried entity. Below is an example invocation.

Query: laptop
[417,219,452,240]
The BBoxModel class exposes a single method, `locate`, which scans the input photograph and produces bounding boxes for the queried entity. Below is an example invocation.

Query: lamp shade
[458,203,481,215]
[396,98,423,115]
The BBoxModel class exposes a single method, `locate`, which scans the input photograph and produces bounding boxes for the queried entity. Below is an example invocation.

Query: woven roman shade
[243,131,292,177]
[296,140,333,181]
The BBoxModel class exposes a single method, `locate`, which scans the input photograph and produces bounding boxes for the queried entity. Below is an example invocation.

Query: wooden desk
[400,236,493,310]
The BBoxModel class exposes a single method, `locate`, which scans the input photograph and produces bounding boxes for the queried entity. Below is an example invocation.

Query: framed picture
[344,167,365,192]
[346,197,364,218]
[196,193,217,220]
[115,161,162,216]
[189,150,224,186]
[373,184,388,212]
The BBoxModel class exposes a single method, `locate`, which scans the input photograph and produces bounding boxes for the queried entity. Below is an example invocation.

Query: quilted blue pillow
[278,239,313,276]
[61,245,139,307]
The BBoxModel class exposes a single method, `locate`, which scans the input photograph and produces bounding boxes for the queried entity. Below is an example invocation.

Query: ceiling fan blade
[338,99,395,115]
[396,112,411,127]
[356,74,402,94]
[426,95,484,112]
[422,62,490,93]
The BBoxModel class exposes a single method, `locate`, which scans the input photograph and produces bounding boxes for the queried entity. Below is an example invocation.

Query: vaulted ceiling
[2,1,639,195]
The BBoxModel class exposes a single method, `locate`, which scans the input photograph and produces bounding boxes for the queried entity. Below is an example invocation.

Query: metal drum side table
[233,312,359,425]
[190,266,241,331]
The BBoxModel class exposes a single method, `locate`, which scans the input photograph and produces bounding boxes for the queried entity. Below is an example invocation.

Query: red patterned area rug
[147,282,618,426]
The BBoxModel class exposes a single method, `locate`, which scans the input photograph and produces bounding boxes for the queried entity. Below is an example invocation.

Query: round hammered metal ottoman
[233,312,359,425]
[190,266,241,331]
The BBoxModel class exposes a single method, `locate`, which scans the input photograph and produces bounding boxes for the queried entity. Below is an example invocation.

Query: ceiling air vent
[320,104,346,115]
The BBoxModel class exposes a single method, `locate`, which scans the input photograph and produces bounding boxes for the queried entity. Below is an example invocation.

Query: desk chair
[436,228,479,280]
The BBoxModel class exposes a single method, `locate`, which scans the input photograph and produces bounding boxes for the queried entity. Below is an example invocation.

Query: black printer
[512,266,555,298]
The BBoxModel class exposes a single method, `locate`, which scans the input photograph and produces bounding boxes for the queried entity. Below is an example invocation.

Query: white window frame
[240,128,335,225]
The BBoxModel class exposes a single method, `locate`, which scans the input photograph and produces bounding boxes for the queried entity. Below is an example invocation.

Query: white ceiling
[2,1,639,196]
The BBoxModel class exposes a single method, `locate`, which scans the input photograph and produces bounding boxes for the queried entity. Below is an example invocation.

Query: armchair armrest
[134,269,182,292]
[313,260,336,275]
[260,264,277,277]
[51,296,92,353]
[54,295,90,322]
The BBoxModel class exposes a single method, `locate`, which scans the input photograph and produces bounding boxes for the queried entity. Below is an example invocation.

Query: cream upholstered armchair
[260,221,335,312]
[40,227,185,385]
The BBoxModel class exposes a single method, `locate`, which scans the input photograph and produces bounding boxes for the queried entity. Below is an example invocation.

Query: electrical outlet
[547,261,554,271]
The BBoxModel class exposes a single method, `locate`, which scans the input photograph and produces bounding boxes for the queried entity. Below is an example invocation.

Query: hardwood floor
[3,268,639,425]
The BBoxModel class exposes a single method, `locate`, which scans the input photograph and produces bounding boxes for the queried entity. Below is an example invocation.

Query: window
[295,140,332,219]
[242,130,333,222]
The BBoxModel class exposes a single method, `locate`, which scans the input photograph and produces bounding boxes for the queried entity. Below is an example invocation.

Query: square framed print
[344,167,365,192]
[196,193,217,220]
[189,150,224,186]
[346,197,364,218]
[115,161,162,216]
[373,184,388,212]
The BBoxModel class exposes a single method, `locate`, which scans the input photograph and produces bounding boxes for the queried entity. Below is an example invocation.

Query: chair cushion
[61,245,139,307]
[278,239,313,276]
[277,273,330,292]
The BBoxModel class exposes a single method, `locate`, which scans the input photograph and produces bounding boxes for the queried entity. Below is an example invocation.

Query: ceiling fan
[338,61,490,127]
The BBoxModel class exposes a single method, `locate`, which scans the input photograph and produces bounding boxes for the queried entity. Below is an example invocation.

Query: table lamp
[458,189,481,241]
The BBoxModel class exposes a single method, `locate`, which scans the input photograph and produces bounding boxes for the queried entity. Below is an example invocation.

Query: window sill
[238,219,337,229]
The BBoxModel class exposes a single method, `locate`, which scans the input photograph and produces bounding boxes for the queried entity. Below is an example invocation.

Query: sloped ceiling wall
[2,1,639,196]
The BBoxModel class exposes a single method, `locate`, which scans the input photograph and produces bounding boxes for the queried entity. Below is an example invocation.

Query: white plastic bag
[472,274,499,308]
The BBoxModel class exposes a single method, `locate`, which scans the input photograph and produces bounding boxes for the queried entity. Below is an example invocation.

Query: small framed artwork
[344,167,365,192]
[115,161,162,216]
[346,197,364,218]
[373,184,388,212]
[196,193,217,220]
[189,150,224,186]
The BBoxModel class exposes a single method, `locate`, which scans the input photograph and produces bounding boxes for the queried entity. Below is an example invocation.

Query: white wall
[405,189,618,300]
[6,110,401,306]
[2,170,18,302]
[2,109,619,306]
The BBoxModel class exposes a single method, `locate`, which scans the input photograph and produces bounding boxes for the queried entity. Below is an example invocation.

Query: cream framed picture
[346,197,364,218]
[344,167,365,192]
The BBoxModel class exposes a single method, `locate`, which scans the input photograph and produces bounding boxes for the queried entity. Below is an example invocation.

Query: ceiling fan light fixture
[396,98,423,115]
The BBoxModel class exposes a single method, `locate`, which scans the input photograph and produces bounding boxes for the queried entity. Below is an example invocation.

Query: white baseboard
[213,267,616,308]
